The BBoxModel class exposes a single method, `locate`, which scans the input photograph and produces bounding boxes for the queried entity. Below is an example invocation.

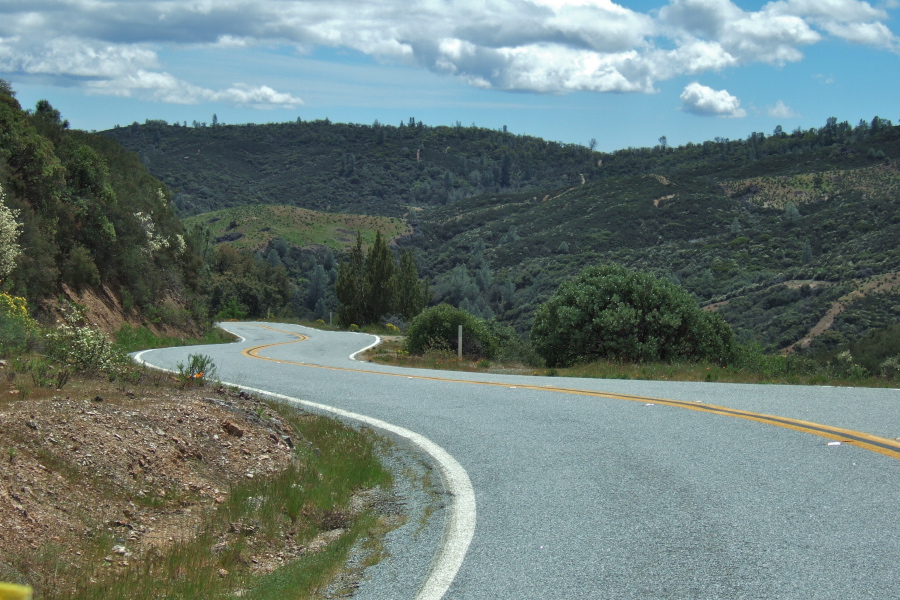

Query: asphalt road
[136,322,900,600]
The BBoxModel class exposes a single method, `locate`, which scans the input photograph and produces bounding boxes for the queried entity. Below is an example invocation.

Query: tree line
[334,231,430,327]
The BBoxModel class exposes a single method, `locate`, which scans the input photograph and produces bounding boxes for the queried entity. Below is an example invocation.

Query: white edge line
[350,333,382,361]
[131,348,475,600]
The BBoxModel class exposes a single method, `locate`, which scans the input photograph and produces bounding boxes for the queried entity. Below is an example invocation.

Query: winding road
[135,322,900,599]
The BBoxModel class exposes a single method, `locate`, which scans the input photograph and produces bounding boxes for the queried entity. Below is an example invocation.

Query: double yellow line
[241,325,900,461]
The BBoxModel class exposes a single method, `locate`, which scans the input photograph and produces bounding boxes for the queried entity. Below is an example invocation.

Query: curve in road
[136,322,900,599]
[239,324,900,461]
[135,330,475,600]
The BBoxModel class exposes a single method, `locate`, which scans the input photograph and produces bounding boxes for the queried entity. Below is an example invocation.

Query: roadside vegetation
[364,265,899,388]
[365,335,899,388]
[0,294,396,599]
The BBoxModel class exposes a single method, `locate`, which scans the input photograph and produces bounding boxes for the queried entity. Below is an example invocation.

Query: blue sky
[1,0,898,151]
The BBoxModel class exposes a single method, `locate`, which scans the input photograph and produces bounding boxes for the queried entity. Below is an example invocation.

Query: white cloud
[0,38,159,78]
[767,100,798,118]
[766,0,898,48]
[0,0,897,102]
[86,70,302,108]
[680,82,747,117]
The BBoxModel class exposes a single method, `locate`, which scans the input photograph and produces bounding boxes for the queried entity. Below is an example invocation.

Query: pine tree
[396,249,426,320]
[335,232,366,327]
[364,230,396,323]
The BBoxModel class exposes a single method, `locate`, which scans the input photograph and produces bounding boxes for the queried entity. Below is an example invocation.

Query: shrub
[45,304,125,374]
[176,353,217,387]
[61,244,101,290]
[880,356,900,380]
[0,292,38,354]
[530,264,735,368]
[404,304,500,359]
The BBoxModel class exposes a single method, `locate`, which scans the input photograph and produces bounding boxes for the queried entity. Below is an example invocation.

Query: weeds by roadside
[1,299,399,599]
[364,337,899,387]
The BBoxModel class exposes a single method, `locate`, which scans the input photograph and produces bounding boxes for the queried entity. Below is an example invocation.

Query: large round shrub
[404,304,499,359]
[530,264,734,367]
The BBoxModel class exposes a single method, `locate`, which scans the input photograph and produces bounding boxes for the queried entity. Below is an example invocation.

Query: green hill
[184,205,408,253]
[406,148,899,351]
[0,82,207,332]
[103,113,900,353]
[103,118,599,217]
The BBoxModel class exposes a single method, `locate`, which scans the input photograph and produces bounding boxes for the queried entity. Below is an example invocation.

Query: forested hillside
[104,111,899,354]
[410,160,898,349]
[103,117,600,216]
[0,82,301,330]
[0,81,207,330]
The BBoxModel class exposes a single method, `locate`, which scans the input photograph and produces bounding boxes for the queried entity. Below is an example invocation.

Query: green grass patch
[364,338,898,387]
[184,205,409,253]
[55,409,392,600]
[113,324,236,353]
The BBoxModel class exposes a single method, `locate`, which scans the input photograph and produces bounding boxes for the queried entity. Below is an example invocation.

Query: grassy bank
[363,337,898,388]
[113,324,237,354]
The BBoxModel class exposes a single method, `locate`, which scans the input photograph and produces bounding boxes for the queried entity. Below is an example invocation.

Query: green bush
[0,291,38,354]
[176,353,218,386]
[404,304,500,359]
[530,264,735,367]
[60,244,100,290]
[45,304,125,374]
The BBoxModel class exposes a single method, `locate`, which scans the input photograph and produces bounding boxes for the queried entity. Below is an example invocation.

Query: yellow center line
[240,325,900,461]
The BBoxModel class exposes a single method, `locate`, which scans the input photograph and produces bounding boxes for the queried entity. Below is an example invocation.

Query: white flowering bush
[880,356,900,380]
[0,183,22,280]
[134,211,170,254]
[133,189,184,257]
[46,305,125,374]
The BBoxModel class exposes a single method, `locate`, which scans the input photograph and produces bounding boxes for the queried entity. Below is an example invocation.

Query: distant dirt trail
[785,272,900,352]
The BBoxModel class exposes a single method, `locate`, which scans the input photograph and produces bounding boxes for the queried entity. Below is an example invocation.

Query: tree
[307,264,328,310]
[395,249,427,320]
[363,230,396,323]
[500,153,511,188]
[404,304,500,358]
[784,201,800,222]
[335,232,366,327]
[0,184,22,280]
[530,264,734,367]
[801,240,813,264]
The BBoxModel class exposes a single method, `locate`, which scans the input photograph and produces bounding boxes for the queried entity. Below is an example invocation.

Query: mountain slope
[103,114,900,351]
[103,119,600,217]
[0,83,206,332]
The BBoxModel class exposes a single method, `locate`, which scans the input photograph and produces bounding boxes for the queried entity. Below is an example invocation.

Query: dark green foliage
[335,233,366,327]
[61,244,100,290]
[404,304,500,359]
[530,264,735,367]
[103,118,601,217]
[0,82,208,330]
[396,249,428,320]
[363,231,396,323]
[207,246,292,319]
[840,316,900,375]
[335,232,427,326]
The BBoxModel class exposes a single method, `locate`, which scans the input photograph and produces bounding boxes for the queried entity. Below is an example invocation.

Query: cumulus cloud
[768,100,799,118]
[680,82,746,117]
[86,71,302,108]
[0,0,897,103]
